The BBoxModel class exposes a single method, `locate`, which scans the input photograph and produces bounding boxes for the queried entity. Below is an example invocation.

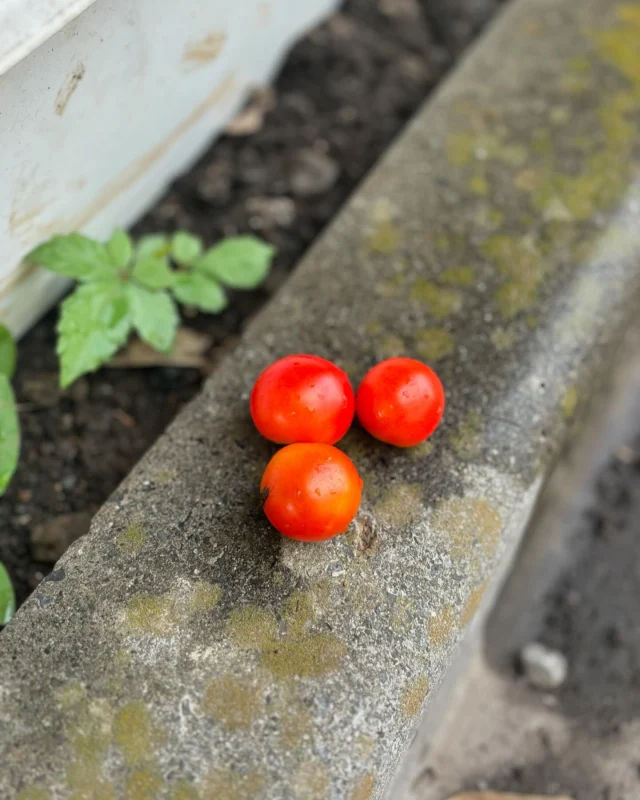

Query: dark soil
[1,0,503,608]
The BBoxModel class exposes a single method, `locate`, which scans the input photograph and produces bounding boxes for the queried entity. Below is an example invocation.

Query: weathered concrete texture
[2,0,640,797]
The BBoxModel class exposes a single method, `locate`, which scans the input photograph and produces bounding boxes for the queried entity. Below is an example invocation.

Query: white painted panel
[0,0,339,337]
[0,0,96,76]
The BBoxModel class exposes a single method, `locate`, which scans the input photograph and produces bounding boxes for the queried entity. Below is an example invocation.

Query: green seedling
[28,229,274,387]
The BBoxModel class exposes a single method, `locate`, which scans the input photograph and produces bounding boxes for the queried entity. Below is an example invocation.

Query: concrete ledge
[2,0,640,797]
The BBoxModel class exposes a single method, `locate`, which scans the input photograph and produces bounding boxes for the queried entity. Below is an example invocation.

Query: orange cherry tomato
[260,443,362,541]
[250,354,354,444]
[356,357,445,447]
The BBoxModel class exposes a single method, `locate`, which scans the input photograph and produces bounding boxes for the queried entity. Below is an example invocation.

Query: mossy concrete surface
[2,0,640,797]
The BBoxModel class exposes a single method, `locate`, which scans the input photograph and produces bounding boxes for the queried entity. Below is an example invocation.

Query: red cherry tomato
[260,443,362,541]
[356,357,445,447]
[250,355,354,444]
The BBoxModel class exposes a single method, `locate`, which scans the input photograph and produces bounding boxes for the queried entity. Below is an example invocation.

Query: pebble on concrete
[520,642,568,690]
[290,148,340,196]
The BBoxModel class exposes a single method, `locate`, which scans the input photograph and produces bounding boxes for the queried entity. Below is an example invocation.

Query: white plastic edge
[0,0,97,76]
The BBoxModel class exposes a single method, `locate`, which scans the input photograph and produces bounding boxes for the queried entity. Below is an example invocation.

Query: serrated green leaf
[197,236,274,289]
[0,563,15,626]
[137,234,170,260]
[171,232,203,265]
[106,228,133,268]
[0,325,16,378]
[0,375,19,497]
[57,282,131,387]
[127,284,178,353]
[132,257,176,290]
[27,233,114,281]
[172,271,228,313]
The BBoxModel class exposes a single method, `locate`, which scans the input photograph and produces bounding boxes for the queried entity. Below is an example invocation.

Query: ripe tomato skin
[260,443,362,541]
[250,355,354,445]
[356,357,445,447]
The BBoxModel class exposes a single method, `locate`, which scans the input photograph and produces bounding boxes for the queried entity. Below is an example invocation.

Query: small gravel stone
[195,161,233,205]
[245,196,296,227]
[290,149,340,196]
[21,374,60,406]
[520,642,568,690]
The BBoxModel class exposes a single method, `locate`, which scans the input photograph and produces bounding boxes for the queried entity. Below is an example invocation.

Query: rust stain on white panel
[8,167,50,246]
[182,32,226,70]
[1,73,237,307]
[256,1,274,26]
[38,72,238,237]
[54,62,85,114]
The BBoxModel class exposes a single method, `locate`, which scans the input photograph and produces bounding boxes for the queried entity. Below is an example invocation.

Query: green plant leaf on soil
[137,234,171,260]
[27,233,115,282]
[171,231,203,265]
[0,375,19,497]
[172,271,228,313]
[57,282,132,387]
[0,325,16,379]
[197,236,275,289]
[106,228,133,268]
[127,284,178,353]
[131,256,176,290]
[0,562,15,627]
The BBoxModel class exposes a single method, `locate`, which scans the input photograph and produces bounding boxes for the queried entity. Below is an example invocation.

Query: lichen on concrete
[292,762,330,799]
[125,770,163,800]
[400,676,430,719]
[375,483,423,527]
[431,497,502,564]
[114,701,164,766]
[450,411,483,460]
[170,782,199,800]
[459,580,489,627]
[441,266,475,287]
[123,581,221,637]
[415,327,455,361]
[427,606,456,650]
[202,768,265,800]
[378,333,406,359]
[115,523,147,555]
[275,691,314,750]
[261,632,348,679]
[409,279,463,318]
[227,606,279,649]
[561,385,579,420]
[352,775,376,800]
[365,219,401,255]
[203,676,263,729]
[1,1,640,798]
[16,790,49,800]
